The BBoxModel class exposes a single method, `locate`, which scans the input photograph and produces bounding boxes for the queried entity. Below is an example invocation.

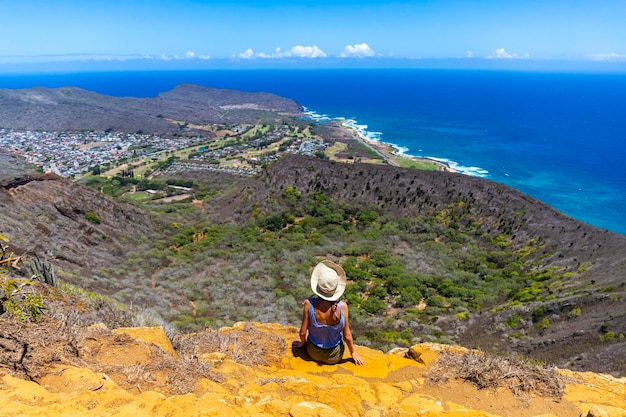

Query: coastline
[336,120,455,173]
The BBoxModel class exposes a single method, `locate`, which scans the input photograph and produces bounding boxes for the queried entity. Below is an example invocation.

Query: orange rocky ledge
[0,322,624,417]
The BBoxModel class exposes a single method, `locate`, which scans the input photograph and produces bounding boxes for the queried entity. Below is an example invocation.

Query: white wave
[302,107,331,121]
[342,118,384,142]
[426,157,489,177]
[393,145,410,156]
[304,107,489,178]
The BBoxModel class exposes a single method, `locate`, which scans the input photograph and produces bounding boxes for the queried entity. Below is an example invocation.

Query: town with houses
[0,124,329,178]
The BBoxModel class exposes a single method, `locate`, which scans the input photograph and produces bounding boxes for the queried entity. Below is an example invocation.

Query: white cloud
[339,43,375,58]
[254,47,284,59]
[238,48,255,59]
[156,52,208,61]
[288,45,327,58]
[236,45,327,59]
[466,50,474,58]
[72,54,144,62]
[487,48,529,59]
[587,52,626,61]
[0,52,215,65]
[255,47,284,59]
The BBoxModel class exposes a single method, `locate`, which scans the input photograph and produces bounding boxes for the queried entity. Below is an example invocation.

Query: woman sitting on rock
[293,260,364,365]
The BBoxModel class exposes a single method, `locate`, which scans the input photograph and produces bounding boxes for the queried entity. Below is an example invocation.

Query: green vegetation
[20,121,611,355]
[339,140,383,161]
[81,175,212,206]
[75,175,593,351]
[1,279,47,322]
[85,212,101,224]
[567,306,582,319]
[396,158,441,170]
[1,238,47,322]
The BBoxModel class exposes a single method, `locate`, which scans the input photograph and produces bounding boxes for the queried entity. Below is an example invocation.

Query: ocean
[1,69,625,235]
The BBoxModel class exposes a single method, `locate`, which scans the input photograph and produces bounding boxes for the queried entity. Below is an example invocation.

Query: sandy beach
[338,121,455,172]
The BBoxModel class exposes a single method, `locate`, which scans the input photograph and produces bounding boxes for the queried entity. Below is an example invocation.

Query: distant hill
[0,83,303,133]
[213,154,625,281]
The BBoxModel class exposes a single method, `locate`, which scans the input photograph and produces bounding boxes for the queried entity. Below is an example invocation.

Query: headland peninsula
[0,83,448,179]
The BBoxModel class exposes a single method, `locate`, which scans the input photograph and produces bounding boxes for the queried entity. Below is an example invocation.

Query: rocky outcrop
[1,322,623,416]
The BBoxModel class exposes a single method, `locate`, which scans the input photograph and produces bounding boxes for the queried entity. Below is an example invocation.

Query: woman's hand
[351,352,364,365]
[292,340,304,349]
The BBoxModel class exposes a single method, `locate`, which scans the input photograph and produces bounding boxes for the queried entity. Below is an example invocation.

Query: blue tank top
[307,297,345,349]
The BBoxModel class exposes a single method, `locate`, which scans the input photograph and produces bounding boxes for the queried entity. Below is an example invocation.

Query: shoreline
[336,120,456,173]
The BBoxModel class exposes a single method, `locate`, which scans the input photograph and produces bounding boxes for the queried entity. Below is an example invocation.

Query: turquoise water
[1,69,625,234]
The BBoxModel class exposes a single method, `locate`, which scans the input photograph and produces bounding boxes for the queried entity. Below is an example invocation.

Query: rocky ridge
[0,322,624,417]
[211,154,626,373]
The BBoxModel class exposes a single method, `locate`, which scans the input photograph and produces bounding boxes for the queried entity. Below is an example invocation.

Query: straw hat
[311,260,347,301]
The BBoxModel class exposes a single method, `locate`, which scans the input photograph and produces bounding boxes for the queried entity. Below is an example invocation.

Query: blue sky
[1,0,625,70]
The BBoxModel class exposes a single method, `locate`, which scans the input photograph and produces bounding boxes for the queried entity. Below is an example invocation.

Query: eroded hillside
[209,154,626,373]
[1,150,624,376]
[216,154,625,281]
[0,160,163,282]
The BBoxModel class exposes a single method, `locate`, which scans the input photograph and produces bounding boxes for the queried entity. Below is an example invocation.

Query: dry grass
[174,323,287,367]
[90,323,288,395]
[94,343,223,395]
[427,351,566,399]
[0,279,285,395]
[258,376,289,386]
[0,289,219,395]
[0,315,82,381]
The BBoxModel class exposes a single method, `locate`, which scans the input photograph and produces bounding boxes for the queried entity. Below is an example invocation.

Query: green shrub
[538,318,550,330]
[491,234,511,248]
[577,262,592,273]
[85,212,101,224]
[357,209,379,225]
[599,331,624,342]
[455,311,470,320]
[282,186,302,204]
[505,314,523,329]
[567,306,581,319]
[532,307,545,321]
[361,297,385,314]
[1,279,47,322]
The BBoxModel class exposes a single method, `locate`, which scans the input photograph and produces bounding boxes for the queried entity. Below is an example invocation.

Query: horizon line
[2,56,626,74]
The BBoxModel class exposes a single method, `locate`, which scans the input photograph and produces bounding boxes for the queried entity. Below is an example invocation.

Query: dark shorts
[306,339,345,364]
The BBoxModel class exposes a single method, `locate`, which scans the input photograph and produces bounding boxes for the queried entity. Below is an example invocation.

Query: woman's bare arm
[342,302,364,365]
[293,299,310,348]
